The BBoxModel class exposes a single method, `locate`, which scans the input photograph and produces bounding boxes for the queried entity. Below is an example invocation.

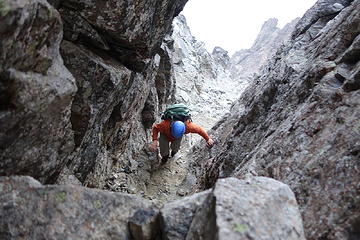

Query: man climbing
[149,104,214,164]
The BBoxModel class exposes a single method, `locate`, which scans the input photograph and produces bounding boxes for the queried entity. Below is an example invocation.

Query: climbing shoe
[170,151,177,157]
[161,155,169,164]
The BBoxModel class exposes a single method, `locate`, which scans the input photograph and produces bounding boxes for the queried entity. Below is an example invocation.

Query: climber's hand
[206,138,214,148]
[149,140,158,152]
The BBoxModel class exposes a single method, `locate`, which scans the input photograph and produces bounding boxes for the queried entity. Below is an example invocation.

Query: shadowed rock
[0,0,76,183]
[59,0,188,72]
[160,190,211,240]
[56,0,188,191]
[0,176,158,239]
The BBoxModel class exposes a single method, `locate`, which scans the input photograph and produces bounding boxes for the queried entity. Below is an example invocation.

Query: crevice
[339,34,360,64]
[106,103,123,134]
[185,194,218,240]
[155,47,174,107]
[141,90,157,130]
[0,71,16,112]
[349,217,360,240]
[70,98,91,147]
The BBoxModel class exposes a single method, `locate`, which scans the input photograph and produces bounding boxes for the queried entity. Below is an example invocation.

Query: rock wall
[58,0,188,190]
[166,14,298,139]
[0,0,76,183]
[229,17,299,84]
[0,0,188,190]
[2,0,358,239]
[188,0,360,239]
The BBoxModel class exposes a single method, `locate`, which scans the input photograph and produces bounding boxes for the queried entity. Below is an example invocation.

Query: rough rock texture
[57,0,186,190]
[160,190,211,240]
[60,39,154,188]
[0,0,76,183]
[188,0,360,239]
[168,15,248,133]
[0,0,189,194]
[59,0,187,71]
[0,176,304,240]
[159,177,304,240]
[55,166,82,186]
[186,177,305,240]
[4,0,360,239]
[166,15,298,141]
[229,18,298,84]
[212,47,230,69]
[0,176,159,239]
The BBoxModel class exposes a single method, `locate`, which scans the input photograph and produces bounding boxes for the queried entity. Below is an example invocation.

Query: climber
[149,119,214,164]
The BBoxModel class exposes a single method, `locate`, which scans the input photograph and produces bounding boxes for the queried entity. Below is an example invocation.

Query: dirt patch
[144,150,190,206]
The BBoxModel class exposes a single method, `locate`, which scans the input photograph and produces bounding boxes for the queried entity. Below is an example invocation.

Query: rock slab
[0,176,158,240]
[160,177,304,240]
[186,177,305,240]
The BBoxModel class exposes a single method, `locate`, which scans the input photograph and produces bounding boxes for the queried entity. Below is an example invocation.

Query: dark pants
[159,133,182,157]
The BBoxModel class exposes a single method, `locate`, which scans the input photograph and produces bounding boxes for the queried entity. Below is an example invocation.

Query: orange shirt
[152,120,210,142]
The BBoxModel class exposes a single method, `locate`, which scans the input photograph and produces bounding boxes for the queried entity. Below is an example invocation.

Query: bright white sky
[182,0,318,55]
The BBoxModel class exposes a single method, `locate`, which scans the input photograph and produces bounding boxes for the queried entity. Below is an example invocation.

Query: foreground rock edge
[0,176,305,240]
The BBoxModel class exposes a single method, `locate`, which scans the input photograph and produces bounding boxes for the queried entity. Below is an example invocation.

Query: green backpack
[161,104,192,122]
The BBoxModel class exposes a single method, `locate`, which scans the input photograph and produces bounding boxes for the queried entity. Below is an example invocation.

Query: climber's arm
[150,122,165,152]
[187,122,214,147]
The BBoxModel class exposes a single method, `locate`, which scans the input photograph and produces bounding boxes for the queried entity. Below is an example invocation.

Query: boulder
[160,190,211,240]
[0,0,76,183]
[0,176,159,239]
[186,177,305,240]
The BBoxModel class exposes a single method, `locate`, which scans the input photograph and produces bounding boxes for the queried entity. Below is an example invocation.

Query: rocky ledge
[0,176,305,240]
[186,0,360,239]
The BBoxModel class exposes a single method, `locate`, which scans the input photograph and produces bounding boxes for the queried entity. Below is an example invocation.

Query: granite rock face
[59,0,187,72]
[0,0,189,194]
[229,18,299,84]
[158,177,305,240]
[189,0,360,239]
[0,0,76,183]
[56,0,188,189]
[0,176,159,239]
[59,39,153,188]
[186,177,305,240]
[0,176,304,240]
[160,190,211,240]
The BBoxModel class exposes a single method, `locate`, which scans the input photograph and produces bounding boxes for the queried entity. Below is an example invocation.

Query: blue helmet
[171,121,186,139]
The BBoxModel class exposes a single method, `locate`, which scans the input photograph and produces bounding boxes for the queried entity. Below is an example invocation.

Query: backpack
[161,104,192,122]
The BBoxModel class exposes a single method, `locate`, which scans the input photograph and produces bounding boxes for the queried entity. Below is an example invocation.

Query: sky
[181,0,318,55]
